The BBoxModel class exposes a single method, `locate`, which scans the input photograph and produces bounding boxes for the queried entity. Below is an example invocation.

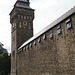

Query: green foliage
[0,42,11,75]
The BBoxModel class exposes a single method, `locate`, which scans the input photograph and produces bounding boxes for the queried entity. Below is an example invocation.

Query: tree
[0,42,11,75]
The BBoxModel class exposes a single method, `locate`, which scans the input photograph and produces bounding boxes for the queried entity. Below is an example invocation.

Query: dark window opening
[50,30,53,38]
[57,24,61,35]
[66,18,72,29]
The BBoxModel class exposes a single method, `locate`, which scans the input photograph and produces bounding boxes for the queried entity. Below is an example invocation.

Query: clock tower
[10,0,34,75]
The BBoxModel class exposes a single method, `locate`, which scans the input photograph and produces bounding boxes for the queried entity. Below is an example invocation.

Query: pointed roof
[14,0,33,10]
[15,5,33,10]
[9,0,34,15]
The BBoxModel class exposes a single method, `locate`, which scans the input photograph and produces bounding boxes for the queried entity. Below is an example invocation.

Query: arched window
[24,15,26,20]
[30,16,32,20]
[29,22,31,29]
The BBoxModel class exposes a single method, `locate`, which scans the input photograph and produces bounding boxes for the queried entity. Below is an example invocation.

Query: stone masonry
[10,0,75,75]
[16,9,75,75]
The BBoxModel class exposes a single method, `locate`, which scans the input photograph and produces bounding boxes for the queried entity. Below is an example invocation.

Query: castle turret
[10,0,34,74]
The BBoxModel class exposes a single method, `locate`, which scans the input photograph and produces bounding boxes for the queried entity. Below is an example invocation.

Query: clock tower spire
[10,0,34,75]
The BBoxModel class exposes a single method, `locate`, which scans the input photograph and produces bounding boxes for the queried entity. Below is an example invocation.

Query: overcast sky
[0,0,75,53]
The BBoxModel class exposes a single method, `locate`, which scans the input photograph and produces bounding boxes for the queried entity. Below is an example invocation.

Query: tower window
[19,22,22,28]
[30,16,32,20]
[12,23,15,28]
[66,18,72,29]
[29,22,31,29]
[50,29,53,38]
[57,24,61,35]
[43,34,46,40]
[12,23,16,31]
[24,16,26,20]
[21,15,23,19]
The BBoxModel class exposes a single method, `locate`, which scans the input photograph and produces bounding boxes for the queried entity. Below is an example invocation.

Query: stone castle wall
[16,13,75,75]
